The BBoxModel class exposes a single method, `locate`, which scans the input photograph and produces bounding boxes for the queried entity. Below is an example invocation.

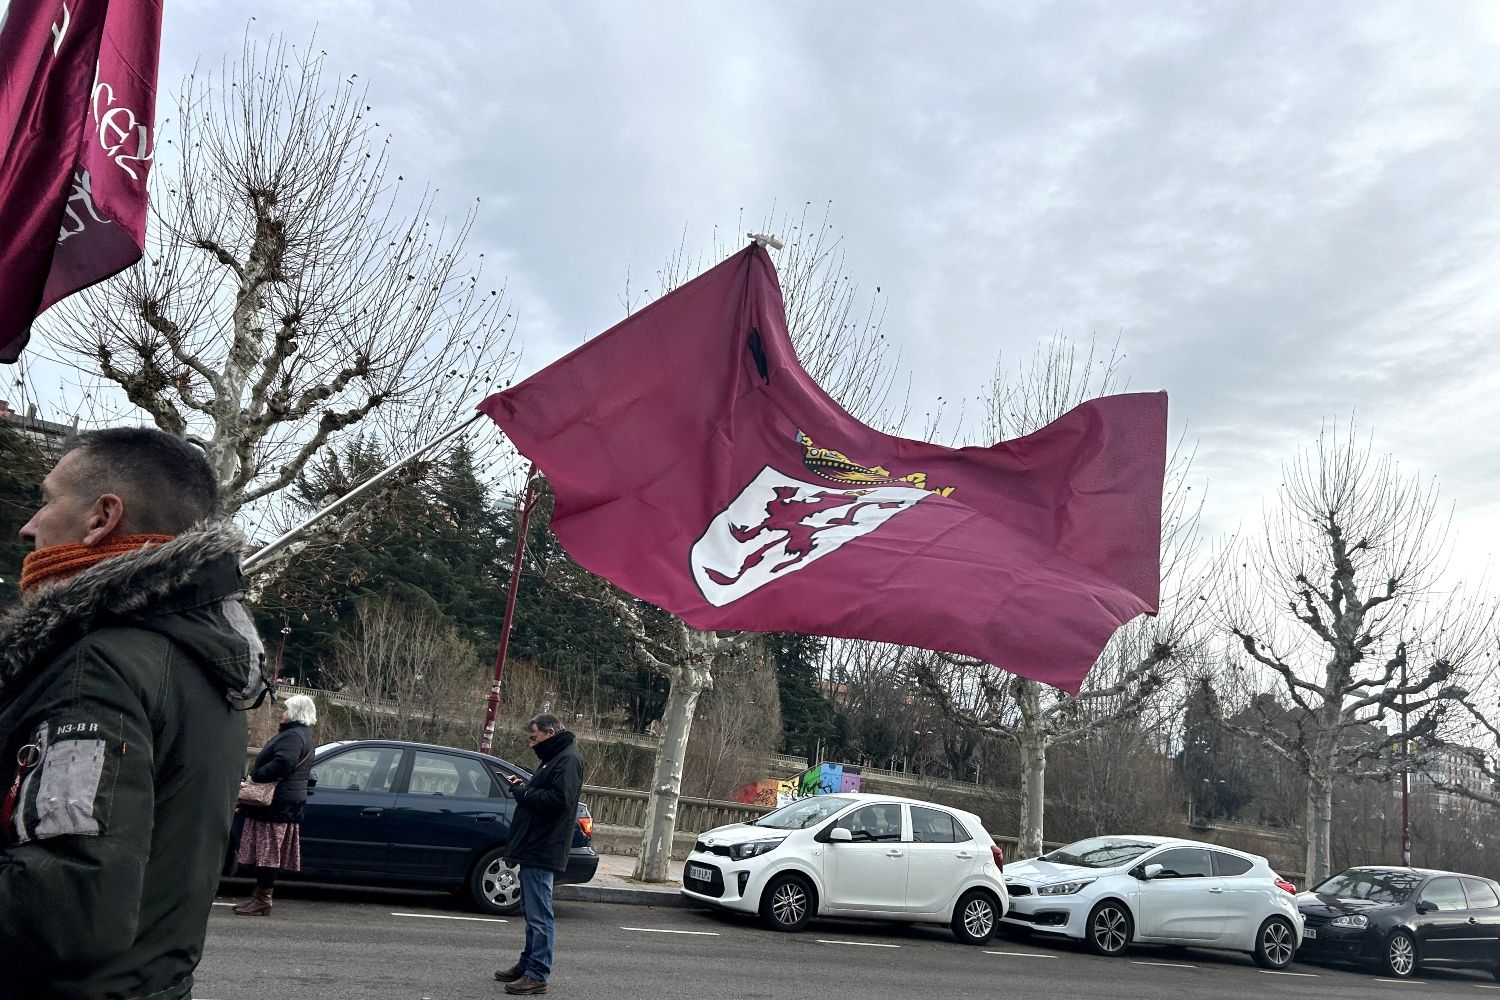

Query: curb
[556,884,696,908]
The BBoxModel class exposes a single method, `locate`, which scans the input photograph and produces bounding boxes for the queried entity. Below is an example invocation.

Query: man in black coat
[495,713,585,995]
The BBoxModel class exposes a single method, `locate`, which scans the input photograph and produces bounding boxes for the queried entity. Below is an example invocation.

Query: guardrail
[580,784,771,832]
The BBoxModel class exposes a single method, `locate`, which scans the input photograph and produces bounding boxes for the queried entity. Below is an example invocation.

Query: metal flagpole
[239,412,486,575]
[479,463,538,754]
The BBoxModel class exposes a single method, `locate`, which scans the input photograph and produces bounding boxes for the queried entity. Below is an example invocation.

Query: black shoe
[505,976,548,995]
[494,966,525,983]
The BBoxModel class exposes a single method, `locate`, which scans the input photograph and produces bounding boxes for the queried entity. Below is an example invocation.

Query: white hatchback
[680,793,1009,944]
[999,835,1302,968]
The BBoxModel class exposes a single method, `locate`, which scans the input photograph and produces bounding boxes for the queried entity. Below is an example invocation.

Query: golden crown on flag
[796,431,954,496]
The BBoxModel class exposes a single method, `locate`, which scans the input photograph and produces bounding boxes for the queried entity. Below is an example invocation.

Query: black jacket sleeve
[515,752,582,820]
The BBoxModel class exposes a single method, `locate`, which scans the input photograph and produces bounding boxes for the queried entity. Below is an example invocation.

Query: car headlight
[1038,879,1095,896]
[730,839,786,860]
[1328,914,1369,929]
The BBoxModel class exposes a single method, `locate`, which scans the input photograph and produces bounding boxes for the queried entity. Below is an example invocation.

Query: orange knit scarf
[20,535,175,593]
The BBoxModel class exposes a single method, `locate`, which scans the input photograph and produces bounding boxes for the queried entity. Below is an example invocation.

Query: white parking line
[816,940,901,948]
[211,902,234,907]
[984,951,1058,959]
[1474,986,1500,990]
[1260,970,1317,977]
[390,912,507,923]
[620,926,721,936]
[1131,960,1197,969]
[1373,980,1426,985]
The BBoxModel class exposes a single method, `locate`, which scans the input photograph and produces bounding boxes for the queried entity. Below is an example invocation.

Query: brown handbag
[237,746,313,807]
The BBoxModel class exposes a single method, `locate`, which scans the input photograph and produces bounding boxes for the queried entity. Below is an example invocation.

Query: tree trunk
[1017,680,1049,859]
[1304,766,1335,884]
[633,634,716,882]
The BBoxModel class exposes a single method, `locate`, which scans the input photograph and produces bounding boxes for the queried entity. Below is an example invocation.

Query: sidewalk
[555,851,694,908]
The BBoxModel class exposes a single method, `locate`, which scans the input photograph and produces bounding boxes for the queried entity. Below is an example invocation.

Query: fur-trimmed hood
[0,520,268,706]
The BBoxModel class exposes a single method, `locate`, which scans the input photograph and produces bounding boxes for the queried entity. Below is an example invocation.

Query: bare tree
[327,594,481,743]
[913,336,1206,858]
[47,35,515,565]
[1215,422,1491,883]
[681,639,783,799]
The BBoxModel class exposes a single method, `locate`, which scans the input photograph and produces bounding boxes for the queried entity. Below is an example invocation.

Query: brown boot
[232,887,273,916]
[504,976,547,995]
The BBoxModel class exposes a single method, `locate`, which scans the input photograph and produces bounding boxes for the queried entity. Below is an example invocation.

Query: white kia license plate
[1303,928,1317,939]
[687,864,713,881]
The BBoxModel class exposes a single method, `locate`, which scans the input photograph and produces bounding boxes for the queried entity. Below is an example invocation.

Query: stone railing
[581,783,770,832]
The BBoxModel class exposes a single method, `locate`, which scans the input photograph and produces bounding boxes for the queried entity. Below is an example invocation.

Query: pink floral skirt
[237,818,302,871]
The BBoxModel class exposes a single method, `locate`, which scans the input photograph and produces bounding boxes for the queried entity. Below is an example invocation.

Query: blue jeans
[518,866,556,983]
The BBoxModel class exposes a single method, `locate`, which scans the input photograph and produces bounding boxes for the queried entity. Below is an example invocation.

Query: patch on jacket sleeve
[33,738,108,838]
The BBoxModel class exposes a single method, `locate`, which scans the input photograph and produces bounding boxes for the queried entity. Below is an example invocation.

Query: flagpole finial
[747,232,784,250]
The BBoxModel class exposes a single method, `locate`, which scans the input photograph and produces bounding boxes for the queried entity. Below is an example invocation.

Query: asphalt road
[196,883,1500,1000]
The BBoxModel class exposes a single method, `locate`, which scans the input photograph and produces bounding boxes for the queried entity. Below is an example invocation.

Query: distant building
[1406,739,1495,816]
[0,400,75,458]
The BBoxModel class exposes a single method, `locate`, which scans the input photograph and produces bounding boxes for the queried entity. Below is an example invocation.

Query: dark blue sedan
[230,739,598,914]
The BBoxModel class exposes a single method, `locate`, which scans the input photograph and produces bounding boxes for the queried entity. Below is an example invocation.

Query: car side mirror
[828,827,853,843]
[1415,900,1436,915]
[1141,863,1164,880]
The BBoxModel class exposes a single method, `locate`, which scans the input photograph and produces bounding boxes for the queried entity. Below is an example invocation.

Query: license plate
[687,864,713,881]
[1303,928,1317,939]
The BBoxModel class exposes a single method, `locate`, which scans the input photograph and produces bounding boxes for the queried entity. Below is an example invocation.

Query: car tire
[760,872,814,932]
[1381,930,1418,978]
[1251,916,1297,970]
[951,889,1000,945]
[469,846,524,916]
[1084,900,1133,957]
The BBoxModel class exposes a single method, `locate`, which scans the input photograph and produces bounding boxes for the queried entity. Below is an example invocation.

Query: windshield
[751,796,856,830]
[1312,869,1421,904]
[1041,837,1157,869]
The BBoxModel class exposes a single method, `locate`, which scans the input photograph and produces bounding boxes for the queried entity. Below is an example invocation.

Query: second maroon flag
[481,245,1166,694]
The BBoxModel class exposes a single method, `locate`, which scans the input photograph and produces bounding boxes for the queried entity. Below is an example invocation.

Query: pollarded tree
[49,34,515,567]
[1216,422,1491,883]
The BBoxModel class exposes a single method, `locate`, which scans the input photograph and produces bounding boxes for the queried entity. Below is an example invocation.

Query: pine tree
[0,423,49,609]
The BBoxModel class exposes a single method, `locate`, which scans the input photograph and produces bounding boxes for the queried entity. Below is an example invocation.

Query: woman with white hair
[232,694,318,916]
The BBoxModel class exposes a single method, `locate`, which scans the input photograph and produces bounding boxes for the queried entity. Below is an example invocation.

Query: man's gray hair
[527,713,562,734]
[284,693,318,726]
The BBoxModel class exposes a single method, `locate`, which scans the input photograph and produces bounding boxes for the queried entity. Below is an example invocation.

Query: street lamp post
[1400,655,1412,867]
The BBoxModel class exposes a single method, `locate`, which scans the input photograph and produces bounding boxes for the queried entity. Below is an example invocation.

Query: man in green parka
[0,428,268,1000]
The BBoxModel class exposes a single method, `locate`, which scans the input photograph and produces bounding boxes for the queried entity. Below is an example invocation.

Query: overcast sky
[9,0,1500,583]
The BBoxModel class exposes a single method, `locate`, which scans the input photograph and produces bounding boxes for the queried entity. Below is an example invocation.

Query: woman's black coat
[242,721,315,823]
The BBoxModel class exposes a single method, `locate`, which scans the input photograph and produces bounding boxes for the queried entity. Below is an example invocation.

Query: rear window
[1212,852,1254,877]
[1463,878,1500,909]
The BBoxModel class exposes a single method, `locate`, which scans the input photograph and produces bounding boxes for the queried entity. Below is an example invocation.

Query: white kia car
[680,793,1009,944]
[999,835,1301,968]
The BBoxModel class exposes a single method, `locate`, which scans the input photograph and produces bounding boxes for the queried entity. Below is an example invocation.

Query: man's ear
[81,493,126,546]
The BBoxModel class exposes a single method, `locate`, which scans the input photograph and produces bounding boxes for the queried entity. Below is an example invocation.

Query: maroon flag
[0,0,162,364]
[481,246,1166,694]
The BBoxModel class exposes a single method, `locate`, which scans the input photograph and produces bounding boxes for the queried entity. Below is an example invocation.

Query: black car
[1296,866,1500,979]
[229,739,598,914]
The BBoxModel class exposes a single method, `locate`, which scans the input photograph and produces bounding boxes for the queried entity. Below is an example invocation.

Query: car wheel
[469,846,524,916]
[1381,930,1418,978]
[951,889,1000,945]
[760,872,814,932]
[1252,916,1296,970]
[1084,900,1133,957]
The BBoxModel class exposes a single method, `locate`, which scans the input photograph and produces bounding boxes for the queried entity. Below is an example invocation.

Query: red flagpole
[479,464,538,754]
